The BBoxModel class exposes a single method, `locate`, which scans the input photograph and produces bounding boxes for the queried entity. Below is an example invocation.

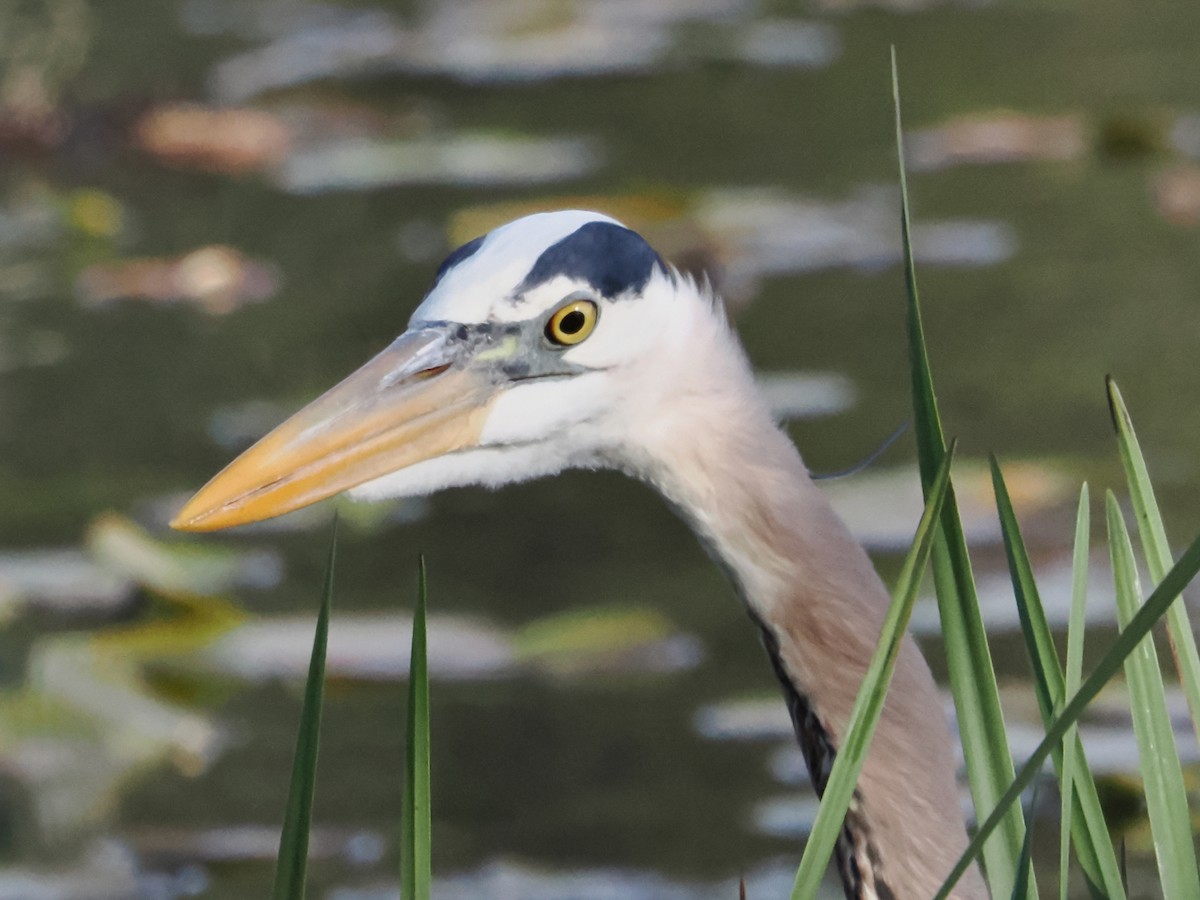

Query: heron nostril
[413,363,451,381]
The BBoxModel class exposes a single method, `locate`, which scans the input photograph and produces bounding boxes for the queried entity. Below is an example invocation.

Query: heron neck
[626,347,986,899]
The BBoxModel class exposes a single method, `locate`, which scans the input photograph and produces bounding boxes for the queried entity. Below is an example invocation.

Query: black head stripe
[431,235,486,289]
[517,222,667,300]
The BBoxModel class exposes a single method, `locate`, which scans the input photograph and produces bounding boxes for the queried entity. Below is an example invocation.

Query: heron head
[171,210,709,532]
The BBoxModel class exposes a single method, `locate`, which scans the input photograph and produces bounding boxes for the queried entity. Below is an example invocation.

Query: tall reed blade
[1107,376,1200,750]
[1105,494,1200,898]
[401,556,432,900]
[272,526,336,900]
[790,443,957,898]
[1059,485,1093,900]
[990,463,1124,899]
[936,523,1200,897]
[892,47,1029,899]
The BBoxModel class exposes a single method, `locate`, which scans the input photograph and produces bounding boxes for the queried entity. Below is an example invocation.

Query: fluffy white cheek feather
[348,442,578,500]
[478,374,608,446]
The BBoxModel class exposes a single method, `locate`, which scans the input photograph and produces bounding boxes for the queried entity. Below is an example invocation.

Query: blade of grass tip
[892,46,1028,899]
[991,462,1124,900]
[790,443,956,899]
[1106,493,1200,898]
[935,524,1200,898]
[272,523,336,900]
[1108,376,1200,751]
[1059,484,1093,900]
[401,555,432,900]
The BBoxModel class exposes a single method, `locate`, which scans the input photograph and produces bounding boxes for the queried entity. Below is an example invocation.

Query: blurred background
[1,0,1199,897]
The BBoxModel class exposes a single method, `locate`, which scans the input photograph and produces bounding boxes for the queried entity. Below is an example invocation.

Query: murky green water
[2,0,1200,896]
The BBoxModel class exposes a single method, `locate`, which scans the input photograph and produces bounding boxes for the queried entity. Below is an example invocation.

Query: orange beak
[170,328,497,532]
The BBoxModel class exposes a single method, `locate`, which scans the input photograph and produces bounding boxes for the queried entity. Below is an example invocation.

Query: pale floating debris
[908,220,1014,267]
[762,714,1191,788]
[693,695,792,741]
[728,20,840,68]
[275,134,599,194]
[206,8,413,100]
[76,245,280,315]
[1153,165,1200,226]
[134,103,292,174]
[750,793,823,838]
[0,185,126,268]
[754,787,977,838]
[86,512,283,595]
[136,864,209,900]
[963,713,1200,777]
[131,824,384,865]
[1170,114,1200,160]
[131,99,597,192]
[513,605,703,676]
[330,858,802,900]
[820,459,1073,551]
[906,112,1086,172]
[6,632,224,836]
[814,0,992,10]
[32,638,223,767]
[0,839,139,900]
[191,606,702,683]
[201,0,833,100]
[767,744,809,786]
[910,555,1118,637]
[0,186,63,256]
[0,549,133,621]
[697,186,1016,294]
[1086,683,1200,734]
[0,329,69,371]
[756,371,856,420]
[198,614,517,682]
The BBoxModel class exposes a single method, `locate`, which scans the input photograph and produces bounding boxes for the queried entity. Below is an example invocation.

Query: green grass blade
[401,555,432,900]
[1009,783,1039,900]
[991,463,1124,899]
[1060,485,1093,900]
[935,524,1200,898]
[893,48,1028,899]
[271,525,335,900]
[1108,376,1200,750]
[790,443,957,898]
[1105,493,1200,898]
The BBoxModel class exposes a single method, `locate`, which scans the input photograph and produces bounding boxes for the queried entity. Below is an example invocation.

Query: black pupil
[559,310,586,335]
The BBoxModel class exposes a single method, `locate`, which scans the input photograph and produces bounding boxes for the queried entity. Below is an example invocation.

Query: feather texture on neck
[618,282,988,899]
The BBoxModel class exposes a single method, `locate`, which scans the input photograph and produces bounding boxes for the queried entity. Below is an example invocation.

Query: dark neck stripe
[748,609,892,900]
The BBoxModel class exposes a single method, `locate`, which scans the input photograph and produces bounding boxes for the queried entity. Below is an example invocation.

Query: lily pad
[85,512,282,596]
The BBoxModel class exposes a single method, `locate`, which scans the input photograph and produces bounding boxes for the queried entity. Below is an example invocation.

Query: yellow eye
[545,299,598,346]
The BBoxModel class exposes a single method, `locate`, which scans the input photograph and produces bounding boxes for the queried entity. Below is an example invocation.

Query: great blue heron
[173,210,988,899]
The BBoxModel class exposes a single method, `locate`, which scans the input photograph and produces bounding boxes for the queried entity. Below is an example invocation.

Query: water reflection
[197,0,840,99]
